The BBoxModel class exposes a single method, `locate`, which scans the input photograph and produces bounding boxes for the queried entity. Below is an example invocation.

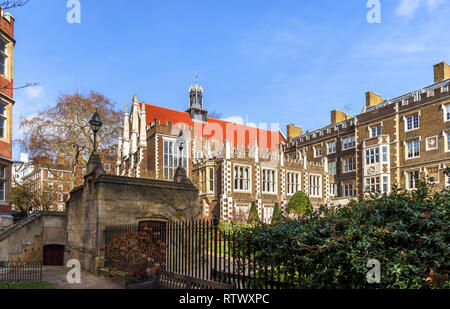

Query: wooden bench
[154,269,235,289]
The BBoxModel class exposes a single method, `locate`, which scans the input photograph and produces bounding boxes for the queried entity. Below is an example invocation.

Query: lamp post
[89,109,103,154]
[176,131,185,168]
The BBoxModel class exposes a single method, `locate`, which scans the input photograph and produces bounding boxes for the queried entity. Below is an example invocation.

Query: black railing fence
[104,220,294,289]
[0,261,43,282]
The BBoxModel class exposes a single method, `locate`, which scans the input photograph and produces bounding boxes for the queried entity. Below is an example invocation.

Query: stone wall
[65,172,200,273]
[0,212,66,262]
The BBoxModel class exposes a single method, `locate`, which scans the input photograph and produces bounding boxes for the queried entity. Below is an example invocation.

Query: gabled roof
[143,103,284,151]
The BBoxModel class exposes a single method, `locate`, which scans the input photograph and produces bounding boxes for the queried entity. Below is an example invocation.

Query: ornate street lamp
[176,131,185,167]
[89,109,103,153]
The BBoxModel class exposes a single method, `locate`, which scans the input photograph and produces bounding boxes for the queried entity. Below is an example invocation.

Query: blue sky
[10,0,450,159]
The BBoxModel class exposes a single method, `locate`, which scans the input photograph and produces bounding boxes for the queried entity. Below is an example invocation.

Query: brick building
[0,7,14,229]
[285,62,450,198]
[21,159,72,212]
[116,84,329,222]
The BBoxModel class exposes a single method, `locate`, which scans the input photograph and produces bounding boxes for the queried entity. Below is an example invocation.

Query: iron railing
[0,261,43,282]
[104,220,294,289]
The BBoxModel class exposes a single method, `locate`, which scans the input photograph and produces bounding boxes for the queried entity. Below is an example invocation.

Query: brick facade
[285,62,450,198]
[0,7,14,223]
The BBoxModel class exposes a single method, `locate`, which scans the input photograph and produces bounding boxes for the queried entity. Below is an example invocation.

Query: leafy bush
[105,228,166,281]
[286,191,313,215]
[218,220,251,235]
[233,182,450,289]
[247,201,260,225]
[272,203,283,224]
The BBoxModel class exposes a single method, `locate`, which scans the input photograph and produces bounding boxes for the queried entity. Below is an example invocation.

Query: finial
[125,105,129,114]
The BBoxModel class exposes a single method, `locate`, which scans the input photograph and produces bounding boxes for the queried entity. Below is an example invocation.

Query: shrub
[286,191,313,215]
[247,201,260,225]
[272,203,283,224]
[233,182,450,289]
[105,228,166,281]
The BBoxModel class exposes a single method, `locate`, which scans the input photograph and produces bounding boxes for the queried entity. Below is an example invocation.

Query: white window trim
[444,131,450,153]
[343,182,356,197]
[342,135,356,151]
[403,113,420,132]
[343,157,356,173]
[163,137,190,180]
[369,123,383,138]
[405,139,421,160]
[207,167,214,194]
[309,174,322,198]
[442,104,450,123]
[261,168,278,195]
[313,145,323,158]
[327,141,336,155]
[364,147,380,166]
[233,164,252,193]
[328,161,337,176]
[406,171,420,191]
[286,171,301,196]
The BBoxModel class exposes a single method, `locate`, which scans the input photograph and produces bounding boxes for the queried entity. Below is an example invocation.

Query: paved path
[42,266,124,289]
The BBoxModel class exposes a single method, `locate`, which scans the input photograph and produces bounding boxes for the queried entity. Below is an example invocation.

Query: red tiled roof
[143,103,284,151]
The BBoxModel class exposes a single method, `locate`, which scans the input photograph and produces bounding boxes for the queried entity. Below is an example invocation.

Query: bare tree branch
[0,0,30,10]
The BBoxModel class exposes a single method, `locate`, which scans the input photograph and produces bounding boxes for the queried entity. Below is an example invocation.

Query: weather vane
[194,73,199,85]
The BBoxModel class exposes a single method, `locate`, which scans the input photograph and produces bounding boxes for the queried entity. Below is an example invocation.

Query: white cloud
[25,85,44,99]
[396,0,421,18]
[396,0,448,18]
[222,115,244,124]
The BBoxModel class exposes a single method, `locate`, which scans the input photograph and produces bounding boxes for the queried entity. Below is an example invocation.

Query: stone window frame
[444,131,450,153]
[364,176,381,194]
[369,122,383,138]
[405,138,421,160]
[342,156,356,173]
[327,140,336,154]
[286,171,301,196]
[425,136,438,151]
[0,101,7,140]
[403,112,420,132]
[364,147,380,166]
[343,182,356,197]
[262,204,274,224]
[233,164,252,193]
[309,174,322,198]
[329,182,337,197]
[234,204,250,221]
[328,160,337,175]
[442,104,450,123]
[406,170,420,190]
[313,144,323,158]
[342,135,356,151]
[0,37,8,77]
[162,136,190,180]
[261,167,278,195]
[48,181,54,190]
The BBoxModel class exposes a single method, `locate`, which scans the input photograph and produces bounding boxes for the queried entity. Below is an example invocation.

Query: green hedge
[286,191,313,215]
[233,182,449,289]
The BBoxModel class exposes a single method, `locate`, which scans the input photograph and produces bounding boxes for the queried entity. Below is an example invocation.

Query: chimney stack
[366,91,383,108]
[331,110,351,125]
[287,124,302,139]
[434,62,450,83]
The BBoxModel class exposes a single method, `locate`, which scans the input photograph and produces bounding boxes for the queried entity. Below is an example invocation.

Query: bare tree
[0,0,30,10]
[18,90,122,190]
